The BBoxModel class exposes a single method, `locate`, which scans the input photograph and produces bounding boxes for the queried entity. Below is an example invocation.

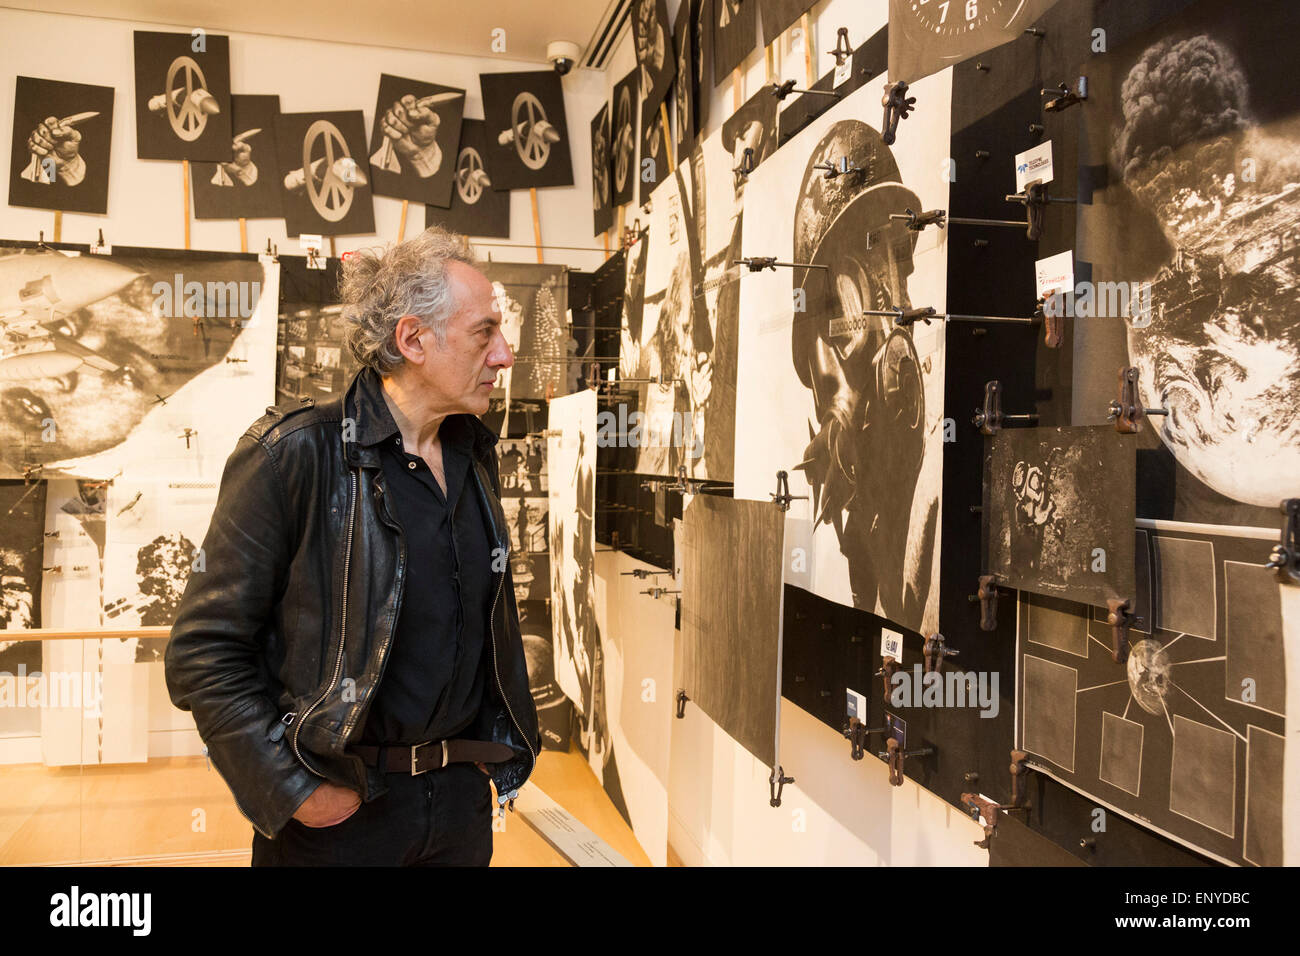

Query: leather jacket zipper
[338,473,404,742]
[489,552,535,812]
[290,469,358,776]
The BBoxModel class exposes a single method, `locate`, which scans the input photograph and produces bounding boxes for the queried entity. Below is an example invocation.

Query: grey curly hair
[339,226,477,374]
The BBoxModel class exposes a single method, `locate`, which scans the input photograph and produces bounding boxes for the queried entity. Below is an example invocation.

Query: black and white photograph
[102,478,217,661]
[547,391,596,717]
[497,437,548,495]
[632,0,676,115]
[619,87,780,482]
[518,596,572,752]
[733,74,952,636]
[0,479,46,671]
[591,103,613,236]
[504,492,548,599]
[984,425,1136,608]
[712,0,757,85]
[1076,0,1300,528]
[691,0,712,137]
[610,69,639,208]
[672,0,696,162]
[887,0,1059,85]
[759,0,816,46]
[274,110,375,237]
[680,494,784,767]
[546,391,630,821]
[275,254,358,403]
[189,94,283,221]
[479,70,573,190]
[0,244,278,481]
[367,73,465,207]
[8,76,114,215]
[1016,522,1288,867]
[638,85,668,205]
[132,30,232,161]
[481,262,569,417]
[423,119,510,238]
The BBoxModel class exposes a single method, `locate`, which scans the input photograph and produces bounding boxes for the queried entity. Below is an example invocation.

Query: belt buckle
[410,740,448,775]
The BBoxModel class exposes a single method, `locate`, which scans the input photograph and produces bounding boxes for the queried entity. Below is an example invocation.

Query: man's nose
[488,329,514,370]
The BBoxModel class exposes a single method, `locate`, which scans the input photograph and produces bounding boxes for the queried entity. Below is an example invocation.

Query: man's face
[412,261,515,416]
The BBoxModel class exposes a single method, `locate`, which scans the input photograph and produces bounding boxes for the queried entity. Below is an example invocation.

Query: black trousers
[251,763,493,866]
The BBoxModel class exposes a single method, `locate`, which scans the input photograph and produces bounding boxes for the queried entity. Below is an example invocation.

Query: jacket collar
[342,367,499,466]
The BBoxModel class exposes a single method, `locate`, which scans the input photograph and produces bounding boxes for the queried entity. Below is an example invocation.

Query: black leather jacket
[164,370,540,839]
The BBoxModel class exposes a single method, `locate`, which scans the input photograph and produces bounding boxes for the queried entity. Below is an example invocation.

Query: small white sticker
[880,628,903,661]
[88,243,112,256]
[1035,249,1074,299]
[846,687,867,721]
[1014,140,1054,192]
[833,58,853,88]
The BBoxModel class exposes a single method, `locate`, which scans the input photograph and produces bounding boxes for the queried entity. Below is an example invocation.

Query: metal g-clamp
[769,766,794,807]
[886,737,905,786]
[1265,499,1300,586]
[973,380,1038,436]
[881,81,915,145]
[1043,77,1087,112]
[1107,598,1133,664]
[976,574,1001,631]
[828,27,852,66]
[890,207,947,231]
[923,632,958,674]
[877,655,901,704]
[1108,366,1169,434]
[770,470,807,512]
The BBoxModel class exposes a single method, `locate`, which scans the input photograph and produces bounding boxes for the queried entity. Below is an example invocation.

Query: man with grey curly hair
[166,226,540,866]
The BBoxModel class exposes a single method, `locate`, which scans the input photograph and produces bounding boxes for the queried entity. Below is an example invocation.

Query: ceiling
[3,0,623,67]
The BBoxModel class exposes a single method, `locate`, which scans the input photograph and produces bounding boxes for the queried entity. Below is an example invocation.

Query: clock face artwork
[905,0,1006,35]
[888,0,1060,83]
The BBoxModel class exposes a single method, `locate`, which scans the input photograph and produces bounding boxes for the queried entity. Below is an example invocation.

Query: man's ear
[393,315,430,365]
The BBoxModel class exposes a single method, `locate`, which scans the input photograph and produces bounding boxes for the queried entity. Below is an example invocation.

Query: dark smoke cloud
[1113,34,1250,182]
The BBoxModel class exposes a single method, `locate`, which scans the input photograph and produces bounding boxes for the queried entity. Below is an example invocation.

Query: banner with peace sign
[132,30,232,161]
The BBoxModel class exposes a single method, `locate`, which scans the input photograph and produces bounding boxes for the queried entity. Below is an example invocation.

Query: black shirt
[356,372,495,746]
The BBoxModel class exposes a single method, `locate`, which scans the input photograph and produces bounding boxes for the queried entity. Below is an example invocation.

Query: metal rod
[1004,194,1077,204]
[472,241,609,253]
[946,216,1028,228]
[945,313,1038,325]
[733,259,829,271]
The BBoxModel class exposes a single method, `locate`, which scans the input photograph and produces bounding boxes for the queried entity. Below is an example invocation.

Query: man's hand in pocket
[293,781,362,827]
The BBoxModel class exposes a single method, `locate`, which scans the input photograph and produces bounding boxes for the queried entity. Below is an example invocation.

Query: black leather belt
[351,739,516,775]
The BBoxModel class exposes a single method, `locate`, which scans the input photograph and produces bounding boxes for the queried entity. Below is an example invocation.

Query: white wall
[0,6,612,274]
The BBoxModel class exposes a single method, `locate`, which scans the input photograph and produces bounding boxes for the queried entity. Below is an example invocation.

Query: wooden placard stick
[238,218,247,253]
[603,229,610,261]
[733,66,743,112]
[616,202,626,248]
[329,236,336,258]
[659,101,676,173]
[765,42,775,83]
[52,210,63,243]
[398,199,409,240]
[801,13,815,87]
[530,187,544,264]
[182,159,191,250]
